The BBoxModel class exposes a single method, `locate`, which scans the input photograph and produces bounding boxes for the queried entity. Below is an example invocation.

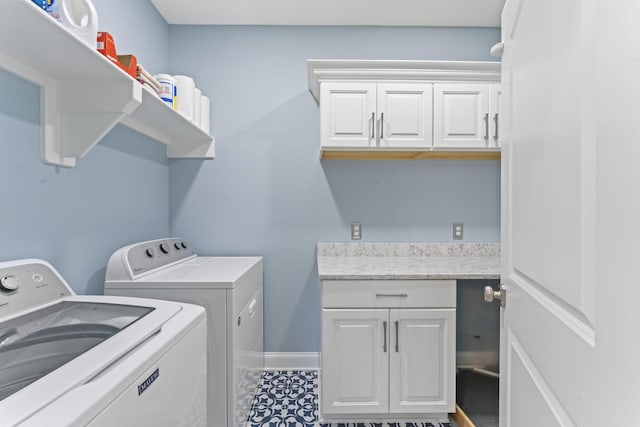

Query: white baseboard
[264,352,319,370]
[456,350,499,369]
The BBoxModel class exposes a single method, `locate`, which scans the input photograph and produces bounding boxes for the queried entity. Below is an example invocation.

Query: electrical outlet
[351,222,362,240]
[453,222,464,240]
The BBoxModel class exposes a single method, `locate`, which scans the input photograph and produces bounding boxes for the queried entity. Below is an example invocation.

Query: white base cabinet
[389,309,455,414]
[322,309,389,414]
[320,280,456,421]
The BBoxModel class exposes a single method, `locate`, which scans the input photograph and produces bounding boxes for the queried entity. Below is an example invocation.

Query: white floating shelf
[0,0,214,167]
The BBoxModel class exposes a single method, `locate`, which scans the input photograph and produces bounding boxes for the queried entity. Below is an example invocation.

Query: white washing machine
[0,258,207,427]
[104,238,264,427]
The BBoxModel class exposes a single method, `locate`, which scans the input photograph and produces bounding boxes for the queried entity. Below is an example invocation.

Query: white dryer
[0,258,207,427]
[104,238,264,427]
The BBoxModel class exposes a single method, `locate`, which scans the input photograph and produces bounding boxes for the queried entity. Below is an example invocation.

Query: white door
[320,82,376,148]
[500,0,640,425]
[389,309,455,414]
[321,309,389,415]
[433,84,489,148]
[377,83,433,148]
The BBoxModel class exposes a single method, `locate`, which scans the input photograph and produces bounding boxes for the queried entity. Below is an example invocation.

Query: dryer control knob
[0,275,21,292]
[159,243,170,254]
[145,248,155,258]
[174,242,182,250]
[181,242,188,249]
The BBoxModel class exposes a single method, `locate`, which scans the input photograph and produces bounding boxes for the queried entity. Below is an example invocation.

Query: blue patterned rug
[246,370,452,427]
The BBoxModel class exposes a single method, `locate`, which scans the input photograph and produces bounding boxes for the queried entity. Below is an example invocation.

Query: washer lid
[0,300,153,401]
[0,294,184,426]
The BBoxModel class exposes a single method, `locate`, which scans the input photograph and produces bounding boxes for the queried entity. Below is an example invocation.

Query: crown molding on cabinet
[307,60,501,102]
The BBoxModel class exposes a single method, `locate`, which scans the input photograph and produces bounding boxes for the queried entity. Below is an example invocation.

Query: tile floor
[247,370,453,427]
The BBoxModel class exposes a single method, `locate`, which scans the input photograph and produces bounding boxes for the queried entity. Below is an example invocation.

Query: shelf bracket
[42,79,142,167]
[166,139,215,159]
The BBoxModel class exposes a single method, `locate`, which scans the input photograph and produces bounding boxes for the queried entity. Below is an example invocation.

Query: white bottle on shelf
[60,0,98,49]
[200,95,210,134]
[174,75,196,121]
[193,88,202,128]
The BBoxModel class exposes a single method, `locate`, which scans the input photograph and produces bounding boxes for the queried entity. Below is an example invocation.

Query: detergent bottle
[60,0,99,49]
[43,0,61,21]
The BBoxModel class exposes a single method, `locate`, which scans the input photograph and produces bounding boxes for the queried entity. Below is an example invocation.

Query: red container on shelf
[97,32,117,63]
[116,55,137,80]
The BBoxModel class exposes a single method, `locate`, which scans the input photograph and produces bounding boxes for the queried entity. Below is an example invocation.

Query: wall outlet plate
[453,222,464,240]
[351,222,362,240]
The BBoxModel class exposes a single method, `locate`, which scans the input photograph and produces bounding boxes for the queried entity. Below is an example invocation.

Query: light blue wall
[168,26,502,352]
[0,0,170,294]
[93,0,169,74]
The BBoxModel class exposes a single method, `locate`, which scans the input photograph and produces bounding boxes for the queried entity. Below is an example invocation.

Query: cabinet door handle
[484,113,489,141]
[380,112,385,139]
[395,321,399,353]
[370,112,375,140]
[383,321,388,353]
[376,293,408,298]
[493,113,499,141]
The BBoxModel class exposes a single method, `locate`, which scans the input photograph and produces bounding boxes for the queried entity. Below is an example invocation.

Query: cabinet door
[489,84,502,148]
[389,309,455,414]
[321,309,389,415]
[320,82,376,148]
[377,83,433,148]
[433,84,490,148]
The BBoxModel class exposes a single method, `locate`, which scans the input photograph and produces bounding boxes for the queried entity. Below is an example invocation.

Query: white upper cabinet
[321,82,432,149]
[309,60,501,160]
[490,84,502,148]
[377,83,433,148]
[321,82,377,148]
[433,83,500,149]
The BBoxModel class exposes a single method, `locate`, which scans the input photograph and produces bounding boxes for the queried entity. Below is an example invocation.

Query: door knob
[484,284,506,307]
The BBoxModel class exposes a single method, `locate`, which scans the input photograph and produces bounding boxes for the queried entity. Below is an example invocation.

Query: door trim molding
[511,269,595,347]
[507,329,578,427]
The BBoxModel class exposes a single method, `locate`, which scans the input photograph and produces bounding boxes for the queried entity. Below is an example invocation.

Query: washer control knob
[174,242,182,250]
[0,275,21,292]
[159,243,170,254]
[145,248,155,258]
[181,242,188,249]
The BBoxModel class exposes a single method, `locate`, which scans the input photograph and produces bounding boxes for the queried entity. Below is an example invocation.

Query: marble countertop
[317,242,500,280]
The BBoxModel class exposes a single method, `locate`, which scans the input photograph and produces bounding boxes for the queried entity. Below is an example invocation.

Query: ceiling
[150,0,506,27]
